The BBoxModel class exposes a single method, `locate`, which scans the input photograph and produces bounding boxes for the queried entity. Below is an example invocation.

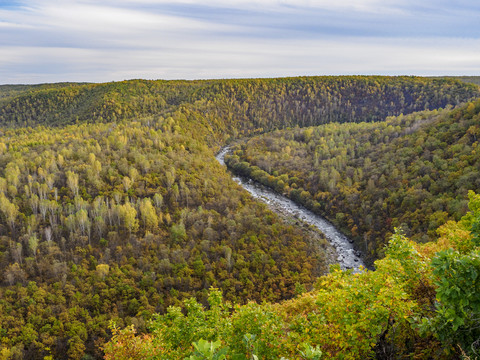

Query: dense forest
[444,76,480,86]
[103,192,480,359]
[0,76,478,359]
[226,99,480,264]
[0,114,329,359]
[0,84,88,101]
[1,76,477,132]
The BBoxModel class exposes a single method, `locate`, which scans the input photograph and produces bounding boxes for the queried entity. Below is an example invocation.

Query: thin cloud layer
[0,0,479,83]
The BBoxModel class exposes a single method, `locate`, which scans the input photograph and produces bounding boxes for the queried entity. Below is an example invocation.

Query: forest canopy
[0,76,478,359]
[226,99,480,264]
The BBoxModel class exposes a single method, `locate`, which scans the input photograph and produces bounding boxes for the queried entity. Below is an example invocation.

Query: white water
[216,147,365,271]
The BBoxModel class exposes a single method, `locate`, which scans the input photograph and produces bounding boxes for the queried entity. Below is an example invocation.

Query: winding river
[216,147,365,271]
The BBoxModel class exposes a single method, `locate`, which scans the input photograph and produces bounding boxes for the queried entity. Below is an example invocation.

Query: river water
[216,147,365,271]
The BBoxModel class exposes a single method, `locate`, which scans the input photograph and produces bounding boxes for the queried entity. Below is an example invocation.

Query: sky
[0,0,479,84]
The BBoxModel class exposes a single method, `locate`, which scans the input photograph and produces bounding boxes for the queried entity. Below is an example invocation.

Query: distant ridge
[438,76,480,86]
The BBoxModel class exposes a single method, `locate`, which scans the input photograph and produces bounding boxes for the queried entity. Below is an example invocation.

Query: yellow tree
[119,202,139,234]
[139,198,158,232]
[0,193,18,235]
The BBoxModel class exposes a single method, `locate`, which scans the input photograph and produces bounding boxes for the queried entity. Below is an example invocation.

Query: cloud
[0,0,479,83]
[2,36,479,84]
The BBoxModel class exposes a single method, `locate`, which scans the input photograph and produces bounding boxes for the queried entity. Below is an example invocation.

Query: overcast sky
[1,0,479,84]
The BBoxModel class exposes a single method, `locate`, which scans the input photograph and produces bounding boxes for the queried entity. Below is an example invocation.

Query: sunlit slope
[227,99,480,263]
[0,76,477,132]
[104,193,480,360]
[0,75,478,359]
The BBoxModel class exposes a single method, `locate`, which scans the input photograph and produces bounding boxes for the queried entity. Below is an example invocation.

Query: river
[216,147,365,271]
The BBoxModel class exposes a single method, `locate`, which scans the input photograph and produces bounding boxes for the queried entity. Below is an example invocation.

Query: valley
[0,76,478,359]
[216,147,363,271]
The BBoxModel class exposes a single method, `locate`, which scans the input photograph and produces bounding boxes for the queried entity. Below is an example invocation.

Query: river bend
[216,147,365,271]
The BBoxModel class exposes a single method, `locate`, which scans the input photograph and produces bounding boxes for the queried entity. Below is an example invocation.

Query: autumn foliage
[0,77,478,359]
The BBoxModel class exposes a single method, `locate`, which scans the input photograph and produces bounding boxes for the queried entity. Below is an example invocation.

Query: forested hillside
[0,83,87,101]
[190,76,478,137]
[0,76,478,359]
[0,114,328,359]
[226,99,480,264]
[444,76,480,86]
[104,191,480,359]
[1,76,476,132]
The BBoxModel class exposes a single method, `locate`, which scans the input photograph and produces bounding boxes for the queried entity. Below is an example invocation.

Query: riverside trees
[227,99,480,264]
[103,192,480,359]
